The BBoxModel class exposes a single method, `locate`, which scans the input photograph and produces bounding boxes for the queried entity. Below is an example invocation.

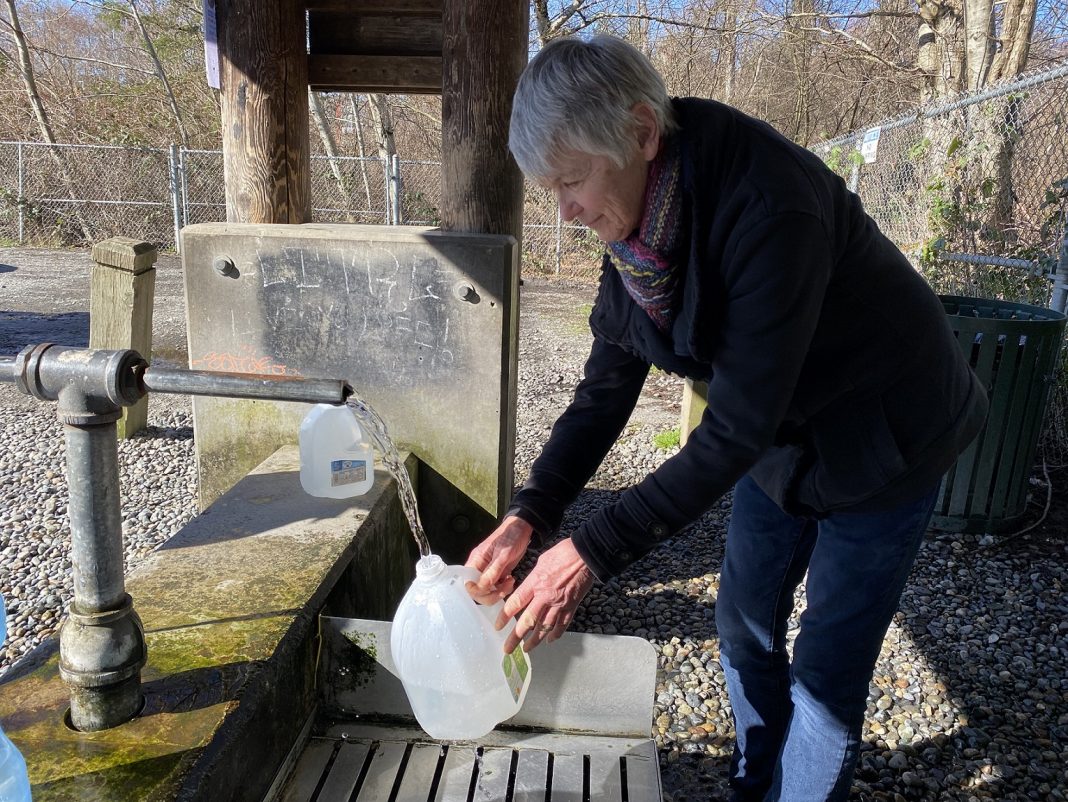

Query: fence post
[680,379,709,446]
[555,213,562,275]
[1053,222,1068,315]
[16,142,25,245]
[179,146,191,229]
[391,154,404,225]
[168,144,182,253]
[382,155,392,224]
[89,237,157,437]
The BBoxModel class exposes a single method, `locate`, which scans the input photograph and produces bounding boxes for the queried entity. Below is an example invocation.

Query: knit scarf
[607,138,684,332]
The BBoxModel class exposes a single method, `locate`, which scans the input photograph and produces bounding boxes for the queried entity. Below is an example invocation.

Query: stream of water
[345,395,432,558]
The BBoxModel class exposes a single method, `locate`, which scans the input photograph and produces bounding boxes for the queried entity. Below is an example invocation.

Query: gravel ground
[2,248,1067,801]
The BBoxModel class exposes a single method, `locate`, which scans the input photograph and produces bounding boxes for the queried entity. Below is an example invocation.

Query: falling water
[345,395,432,557]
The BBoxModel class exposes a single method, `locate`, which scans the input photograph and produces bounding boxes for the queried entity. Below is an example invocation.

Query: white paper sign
[203,0,220,90]
[860,127,881,164]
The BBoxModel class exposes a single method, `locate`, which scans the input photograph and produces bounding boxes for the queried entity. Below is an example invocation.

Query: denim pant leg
[767,485,939,802]
[716,475,819,802]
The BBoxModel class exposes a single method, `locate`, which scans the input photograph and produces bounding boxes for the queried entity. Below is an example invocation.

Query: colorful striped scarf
[607,138,684,332]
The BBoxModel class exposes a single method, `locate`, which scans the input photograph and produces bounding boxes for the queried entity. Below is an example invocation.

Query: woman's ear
[632,102,661,161]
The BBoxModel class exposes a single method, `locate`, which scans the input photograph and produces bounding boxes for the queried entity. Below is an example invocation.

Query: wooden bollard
[680,378,708,446]
[89,237,157,438]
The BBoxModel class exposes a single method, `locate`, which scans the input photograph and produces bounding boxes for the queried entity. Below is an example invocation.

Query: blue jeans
[716,475,939,802]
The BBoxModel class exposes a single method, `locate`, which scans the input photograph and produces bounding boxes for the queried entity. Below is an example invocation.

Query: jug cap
[414,554,446,579]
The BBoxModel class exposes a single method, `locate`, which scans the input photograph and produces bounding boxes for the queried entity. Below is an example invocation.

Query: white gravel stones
[0,393,196,673]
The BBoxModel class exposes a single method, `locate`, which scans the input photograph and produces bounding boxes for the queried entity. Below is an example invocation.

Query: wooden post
[216,0,310,223]
[89,237,157,438]
[440,0,527,237]
[680,379,709,446]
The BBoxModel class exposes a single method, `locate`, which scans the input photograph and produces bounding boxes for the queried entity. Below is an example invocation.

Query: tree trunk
[3,0,93,243]
[349,95,374,215]
[915,0,1038,251]
[963,0,994,91]
[786,0,814,144]
[988,0,1038,82]
[128,0,190,147]
[722,1,741,105]
[917,0,965,103]
[310,90,351,209]
[367,93,396,162]
[367,93,395,224]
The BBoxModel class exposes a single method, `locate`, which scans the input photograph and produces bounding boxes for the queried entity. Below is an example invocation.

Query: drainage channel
[279,729,661,802]
[272,617,664,802]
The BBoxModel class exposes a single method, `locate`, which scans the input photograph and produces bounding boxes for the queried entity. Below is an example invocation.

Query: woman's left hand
[497,538,595,653]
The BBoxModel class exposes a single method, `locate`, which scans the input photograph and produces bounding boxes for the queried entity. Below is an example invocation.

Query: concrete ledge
[0,446,417,802]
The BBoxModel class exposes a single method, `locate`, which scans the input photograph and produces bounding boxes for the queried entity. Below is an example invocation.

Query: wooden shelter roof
[305,0,444,93]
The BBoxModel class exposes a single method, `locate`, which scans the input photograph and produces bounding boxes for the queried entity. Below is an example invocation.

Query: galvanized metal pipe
[64,423,127,612]
[142,366,351,404]
[59,419,146,732]
[6,343,354,732]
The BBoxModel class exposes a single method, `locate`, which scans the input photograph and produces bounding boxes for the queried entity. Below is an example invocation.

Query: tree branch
[25,44,155,75]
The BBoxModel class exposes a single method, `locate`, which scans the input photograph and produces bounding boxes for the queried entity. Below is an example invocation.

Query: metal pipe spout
[4,343,355,731]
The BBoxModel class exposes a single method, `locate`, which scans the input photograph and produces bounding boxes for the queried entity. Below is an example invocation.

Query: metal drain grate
[272,619,664,802]
[280,731,661,802]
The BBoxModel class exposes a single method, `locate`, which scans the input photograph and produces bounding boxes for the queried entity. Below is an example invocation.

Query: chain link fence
[813,62,1068,297]
[0,140,602,277]
[814,62,1068,472]
[0,141,175,248]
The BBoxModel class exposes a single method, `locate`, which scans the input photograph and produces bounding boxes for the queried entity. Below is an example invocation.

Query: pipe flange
[66,596,137,627]
[60,660,145,688]
[58,594,147,688]
[13,342,53,400]
[105,349,149,407]
[60,409,123,427]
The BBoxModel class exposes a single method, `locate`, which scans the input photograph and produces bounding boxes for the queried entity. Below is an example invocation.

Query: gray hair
[509,35,677,181]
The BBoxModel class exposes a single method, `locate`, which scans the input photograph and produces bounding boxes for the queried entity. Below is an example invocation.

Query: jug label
[501,645,530,702]
[331,459,367,487]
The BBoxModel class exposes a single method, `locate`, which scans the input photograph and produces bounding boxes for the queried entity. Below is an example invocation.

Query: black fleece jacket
[510,97,988,582]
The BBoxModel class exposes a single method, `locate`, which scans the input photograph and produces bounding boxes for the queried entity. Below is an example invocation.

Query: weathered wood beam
[218,0,310,223]
[308,11,442,57]
[304,0,442,14]
[440,0,527,236]
[308,54,442,93]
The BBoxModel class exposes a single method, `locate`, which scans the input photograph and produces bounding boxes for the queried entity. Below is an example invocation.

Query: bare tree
[310,90,351,209]
[349,95,375,214]
[126,0,190,146]
[2,0,92,241]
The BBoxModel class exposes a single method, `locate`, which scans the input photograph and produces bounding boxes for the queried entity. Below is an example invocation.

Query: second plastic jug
[299,403,374,498]
[390,555,533,740]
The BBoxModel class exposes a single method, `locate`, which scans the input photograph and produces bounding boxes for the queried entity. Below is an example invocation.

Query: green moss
[341,631,380,688]
[652,428,681,451]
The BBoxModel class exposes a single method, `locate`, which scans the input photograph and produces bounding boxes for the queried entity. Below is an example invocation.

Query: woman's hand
[464,515,534,605]
[496,538,595,653]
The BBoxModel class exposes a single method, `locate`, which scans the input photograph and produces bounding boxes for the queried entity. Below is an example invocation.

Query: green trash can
[934,296,1067,532]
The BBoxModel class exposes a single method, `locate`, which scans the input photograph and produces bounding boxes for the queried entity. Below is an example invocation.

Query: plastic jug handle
[450,564,507,619]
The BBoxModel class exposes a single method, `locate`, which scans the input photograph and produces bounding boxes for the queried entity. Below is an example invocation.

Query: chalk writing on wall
[252,243,460,378]
[191,345,300,376]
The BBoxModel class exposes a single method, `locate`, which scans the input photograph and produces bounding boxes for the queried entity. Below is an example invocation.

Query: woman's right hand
[464,515,534,605]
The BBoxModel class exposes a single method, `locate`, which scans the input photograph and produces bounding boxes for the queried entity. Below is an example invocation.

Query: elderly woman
[465,34,987,802]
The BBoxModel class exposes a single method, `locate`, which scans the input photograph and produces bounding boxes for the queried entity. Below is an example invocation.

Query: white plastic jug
[0,597,32,802]
[390,555,533,740]
[299,403,374,498]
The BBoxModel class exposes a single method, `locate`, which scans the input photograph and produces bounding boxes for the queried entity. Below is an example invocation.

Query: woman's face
[541,104,661,243]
